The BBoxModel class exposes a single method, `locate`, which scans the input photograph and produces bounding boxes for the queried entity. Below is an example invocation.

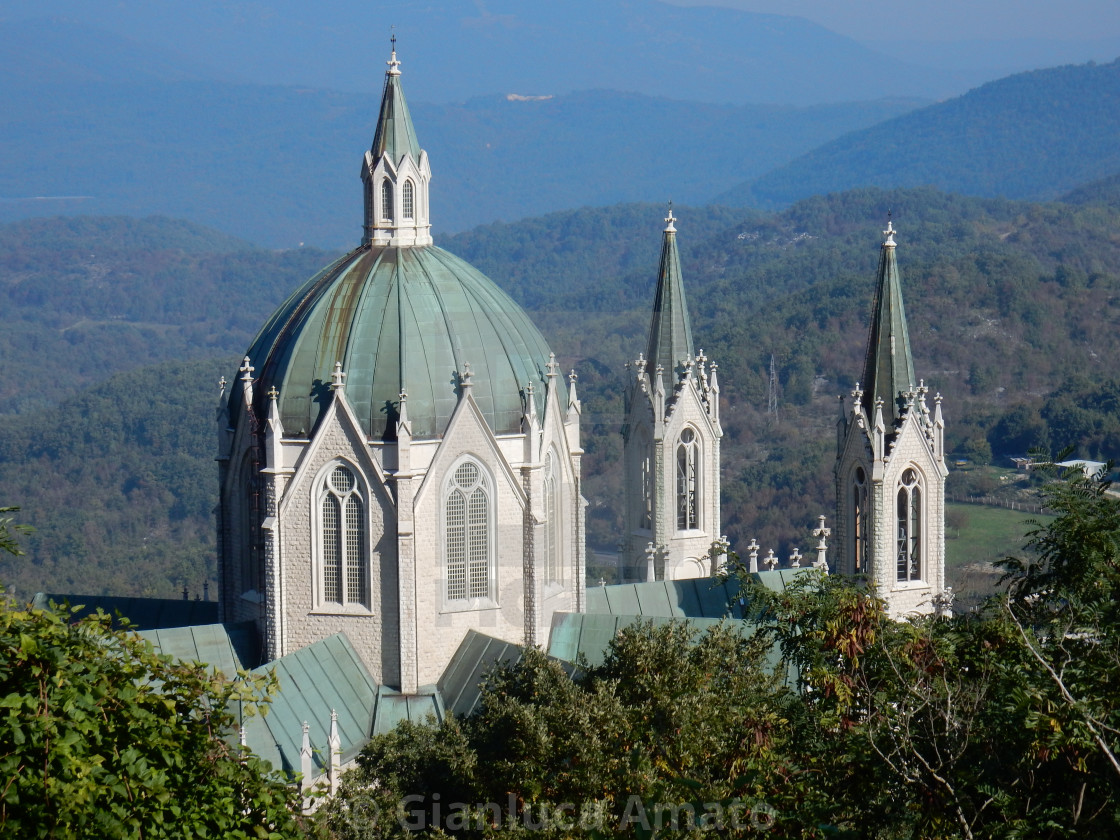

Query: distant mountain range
[0,7,974,106]
[717,59,1120,208]
[0,68,921,247]
[3,18,1120,248]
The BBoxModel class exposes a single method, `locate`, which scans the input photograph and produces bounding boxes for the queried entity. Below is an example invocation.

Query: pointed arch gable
[414,390,527,511]
[280,389,394,519]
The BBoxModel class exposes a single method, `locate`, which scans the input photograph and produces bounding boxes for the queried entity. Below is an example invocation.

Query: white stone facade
[622,361,722,581]
[218,370,584,692]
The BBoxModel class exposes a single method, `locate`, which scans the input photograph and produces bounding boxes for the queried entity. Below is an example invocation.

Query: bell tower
[621,208,723,582]
[835,220,949,616]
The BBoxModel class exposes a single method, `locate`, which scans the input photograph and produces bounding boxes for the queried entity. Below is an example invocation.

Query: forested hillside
[0,74,919,247]
[4,188,1120,597]
[717,58,1120,209]
[0,216,336,413]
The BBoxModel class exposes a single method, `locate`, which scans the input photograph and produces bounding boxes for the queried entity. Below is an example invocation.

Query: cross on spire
[664,200,676,233]
[884,218,897,247]
[239,356,254,382]
[387,31,401,75]
[546,352,560,378]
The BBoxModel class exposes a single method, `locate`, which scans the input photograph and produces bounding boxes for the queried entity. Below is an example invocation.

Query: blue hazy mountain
[716,59,1120,209]
[0,17,924,247]
[0,3,970,105]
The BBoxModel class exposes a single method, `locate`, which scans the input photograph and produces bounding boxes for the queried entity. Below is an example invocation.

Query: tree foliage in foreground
[0,511,305,839]
[321,470,1120,839]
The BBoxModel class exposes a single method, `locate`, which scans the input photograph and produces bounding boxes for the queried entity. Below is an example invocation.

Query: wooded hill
[718,58,1120,210]
[4,186,1120,597]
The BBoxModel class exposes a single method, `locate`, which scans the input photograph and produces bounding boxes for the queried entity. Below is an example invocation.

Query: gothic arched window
[381,178,394,222]
[319,463,368,607]
[896,468,923,582]
[676,427,700,530]
[543,449,561,583]
[402,180,415,220]
[446,459,492,602]
[637,427,652,530]
[853,466,869,574]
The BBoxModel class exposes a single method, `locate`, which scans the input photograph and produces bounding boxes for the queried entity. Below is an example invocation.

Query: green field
[944,502,1053,608]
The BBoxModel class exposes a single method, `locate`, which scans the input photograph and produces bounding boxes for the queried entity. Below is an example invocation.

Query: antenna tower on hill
[767,353,779,426]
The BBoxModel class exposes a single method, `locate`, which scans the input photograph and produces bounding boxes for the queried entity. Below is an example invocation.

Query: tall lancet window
[381,178,394,222]
[677,427,700,530]
[853,467,869,574]
[637,427,652,530]
[319,464,368,607]
[446,459,492,602]
[896,468,923,582]
[402,180,415,220]
[543,449,561,583]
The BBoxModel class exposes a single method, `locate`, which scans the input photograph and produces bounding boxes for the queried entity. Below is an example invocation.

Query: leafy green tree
[0,528,306,839]
[321,623,805,838]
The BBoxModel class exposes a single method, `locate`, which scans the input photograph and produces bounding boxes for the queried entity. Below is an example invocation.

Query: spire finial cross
[239,356,254,382]
[387,30,401,76]
[883,212,897,246]
[546,352,560,378]
[664,200,676,233]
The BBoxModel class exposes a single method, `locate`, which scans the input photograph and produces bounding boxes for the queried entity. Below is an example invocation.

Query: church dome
[241,243,559,440]
[230,41,561,441]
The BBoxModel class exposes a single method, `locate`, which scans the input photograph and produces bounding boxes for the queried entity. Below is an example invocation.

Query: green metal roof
[31,593,218,630]
[644,217,695,379]
[238,244,561,439]
[240,633,380,776]
[137,621,261,677]
[547,612,757,669]
[584,576,742,619]
[860,226,917,431]
[370,65,421,169]
[437,630,526,719]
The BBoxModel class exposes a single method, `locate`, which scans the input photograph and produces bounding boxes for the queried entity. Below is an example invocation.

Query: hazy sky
[667,0,1120,41]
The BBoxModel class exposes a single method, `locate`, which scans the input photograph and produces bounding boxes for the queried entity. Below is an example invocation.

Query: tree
[321,623,803,838]
[0,517,306,839]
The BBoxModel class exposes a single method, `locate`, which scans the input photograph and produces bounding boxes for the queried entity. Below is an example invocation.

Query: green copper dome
[239,244,560,440]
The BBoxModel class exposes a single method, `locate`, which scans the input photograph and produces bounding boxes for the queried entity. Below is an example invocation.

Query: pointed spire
[644,205,695,381]
[362,35,432,247]
[860,218,917,432]
[370,35,420,168]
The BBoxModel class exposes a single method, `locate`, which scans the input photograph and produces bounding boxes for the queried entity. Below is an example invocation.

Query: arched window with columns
[445,459,493,602]
[853,466,869,574]
[896,467,923,582]
[381,178,394,222]
[402,180,414,220]
[676,427,700,530]
[317,463,368,608]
